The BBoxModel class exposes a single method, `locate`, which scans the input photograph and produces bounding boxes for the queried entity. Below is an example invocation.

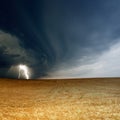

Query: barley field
[0,78,120,120]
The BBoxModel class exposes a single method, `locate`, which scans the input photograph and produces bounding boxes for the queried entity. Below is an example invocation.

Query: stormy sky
[0,0,120,79]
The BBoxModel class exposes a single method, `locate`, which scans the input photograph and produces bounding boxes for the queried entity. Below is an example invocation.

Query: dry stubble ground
[0,78,120,120]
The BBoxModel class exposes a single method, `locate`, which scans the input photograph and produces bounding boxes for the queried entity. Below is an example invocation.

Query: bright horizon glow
[45,41,120,78]
[18,64,29,79]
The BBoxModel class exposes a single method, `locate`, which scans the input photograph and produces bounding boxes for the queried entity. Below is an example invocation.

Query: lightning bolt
[18,64,29,79]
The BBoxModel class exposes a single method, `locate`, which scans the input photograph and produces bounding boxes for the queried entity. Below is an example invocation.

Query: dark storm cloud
[0,31,37,78]
[1,0,120,78]
[43,0,120,60]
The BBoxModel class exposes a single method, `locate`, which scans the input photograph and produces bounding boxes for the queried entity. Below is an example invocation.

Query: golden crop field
[0,78,120,120]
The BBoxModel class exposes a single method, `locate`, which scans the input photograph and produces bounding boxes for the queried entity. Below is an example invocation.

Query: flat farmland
[0,78,120,120]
